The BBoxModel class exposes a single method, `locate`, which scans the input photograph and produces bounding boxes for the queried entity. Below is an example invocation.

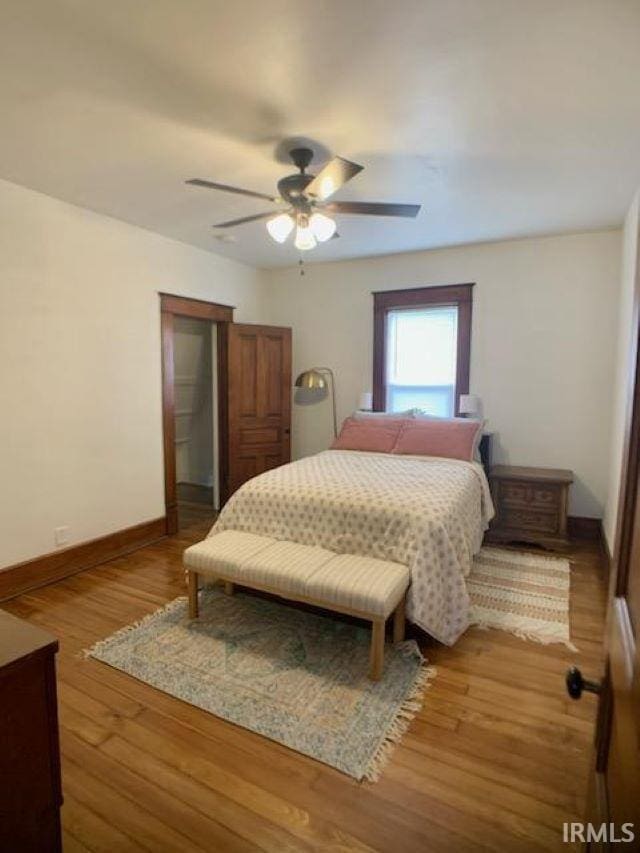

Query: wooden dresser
[486,465,573,550]
[0,609,62,852]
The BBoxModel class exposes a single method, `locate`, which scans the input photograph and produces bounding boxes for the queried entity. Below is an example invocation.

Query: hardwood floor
[177,501,217,531]
[2,522,607,852]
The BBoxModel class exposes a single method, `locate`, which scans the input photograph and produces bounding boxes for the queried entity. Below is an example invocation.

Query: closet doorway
[160,294,293,536]
[160,294,233,535]
[173,316,218,529]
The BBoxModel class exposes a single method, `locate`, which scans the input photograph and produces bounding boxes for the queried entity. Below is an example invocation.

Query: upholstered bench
[183,530,411,680]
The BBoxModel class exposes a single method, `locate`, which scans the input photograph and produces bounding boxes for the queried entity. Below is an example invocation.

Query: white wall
[0,174,626,566]
[0,178,266,568]
[266,230,621,518]
[603,191,640,551]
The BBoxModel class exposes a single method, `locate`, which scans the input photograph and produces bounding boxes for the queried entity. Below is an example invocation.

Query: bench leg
[223,581,234,596]
[393,597,406,644]
[370,618,385,681]
[188,570,199,619]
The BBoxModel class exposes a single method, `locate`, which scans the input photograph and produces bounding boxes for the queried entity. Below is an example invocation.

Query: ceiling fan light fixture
[309,212,337,242]
[294,221,317,251]
[266,212,294,243]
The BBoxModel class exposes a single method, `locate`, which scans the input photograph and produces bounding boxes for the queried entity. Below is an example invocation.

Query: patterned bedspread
[211,450,494,645]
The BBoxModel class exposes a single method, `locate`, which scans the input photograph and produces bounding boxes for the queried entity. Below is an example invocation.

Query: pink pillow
[331,417,405,453]
[392,418,482,461]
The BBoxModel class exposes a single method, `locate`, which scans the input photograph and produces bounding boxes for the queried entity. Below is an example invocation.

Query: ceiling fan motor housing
[277,173,314,209]
[277,147,317,210]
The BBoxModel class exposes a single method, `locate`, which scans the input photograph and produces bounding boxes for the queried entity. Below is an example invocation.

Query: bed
[210,448,494,645]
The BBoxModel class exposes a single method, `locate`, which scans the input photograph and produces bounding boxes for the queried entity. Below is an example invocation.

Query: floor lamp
[294,367,338,438]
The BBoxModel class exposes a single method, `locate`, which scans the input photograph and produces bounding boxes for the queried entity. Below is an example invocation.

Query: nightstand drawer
[500,507,560,534]
[498,481,560,510]
[487,465,572,549]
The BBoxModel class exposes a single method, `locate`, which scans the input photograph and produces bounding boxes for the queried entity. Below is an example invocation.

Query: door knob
[566,666,602,700]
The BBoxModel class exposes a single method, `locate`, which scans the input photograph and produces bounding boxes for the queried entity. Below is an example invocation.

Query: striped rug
[468,547,576,649]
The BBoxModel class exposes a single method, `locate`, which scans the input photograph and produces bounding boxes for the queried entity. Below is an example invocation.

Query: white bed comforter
[211,450,494,645]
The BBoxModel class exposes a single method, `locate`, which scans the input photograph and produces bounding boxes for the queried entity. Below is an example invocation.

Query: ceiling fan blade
[213,211,277,228]
[304,157,364,201]
[324,201,421,218]
[187,178,279,203]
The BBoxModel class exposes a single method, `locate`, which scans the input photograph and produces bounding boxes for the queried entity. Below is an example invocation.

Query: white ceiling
[1,0,639,268]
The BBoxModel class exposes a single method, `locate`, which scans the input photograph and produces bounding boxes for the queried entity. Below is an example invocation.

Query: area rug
[85,588,433,781]
[468,546,576,649]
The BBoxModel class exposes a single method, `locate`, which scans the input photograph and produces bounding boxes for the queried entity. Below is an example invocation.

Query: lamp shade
[459,394,480,415]
[295,369,327,390]
[294,369,328,404]
[293,367,338,437]
[358,391,373,411]
[266,213,294,243]
[309,212,337,242]
[294,222,317,251]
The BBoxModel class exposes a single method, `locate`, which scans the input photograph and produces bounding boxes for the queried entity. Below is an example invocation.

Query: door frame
[160,294,234,534]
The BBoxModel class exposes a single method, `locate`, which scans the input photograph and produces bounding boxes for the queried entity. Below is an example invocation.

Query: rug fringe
[478,547,571,570]
[472,619,578,652]
[363,661,436,783]
[81,596,187,659]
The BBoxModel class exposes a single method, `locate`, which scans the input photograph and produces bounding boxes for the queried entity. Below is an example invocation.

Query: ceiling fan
[186,147,421,251]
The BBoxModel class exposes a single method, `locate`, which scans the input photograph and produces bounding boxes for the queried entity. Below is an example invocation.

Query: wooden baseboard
[598,520,613,584]
[0,516,167,602]
[567,516,602,541]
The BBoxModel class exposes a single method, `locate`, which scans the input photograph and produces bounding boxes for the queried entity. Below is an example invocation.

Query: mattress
[211,449,494,644]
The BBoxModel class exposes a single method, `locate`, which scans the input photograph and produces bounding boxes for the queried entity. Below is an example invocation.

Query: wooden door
[566,214,640,847]
[575,572,639,847]
[225,323,291,500]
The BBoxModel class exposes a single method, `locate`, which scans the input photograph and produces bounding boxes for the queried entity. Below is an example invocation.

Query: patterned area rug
[86,588,433,781]
[468,547,576,649]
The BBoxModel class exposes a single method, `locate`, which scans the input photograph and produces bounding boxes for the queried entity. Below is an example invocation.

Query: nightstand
[486,465,573,550]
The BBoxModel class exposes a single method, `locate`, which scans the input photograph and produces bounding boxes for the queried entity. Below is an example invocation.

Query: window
[373,284,473,416]
[386,305,458,415]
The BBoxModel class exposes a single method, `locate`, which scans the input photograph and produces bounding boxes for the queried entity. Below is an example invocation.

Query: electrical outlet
[54,526,70,547]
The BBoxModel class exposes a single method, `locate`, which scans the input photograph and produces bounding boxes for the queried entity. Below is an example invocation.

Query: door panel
[238,334,258,417]
[605,600,639,833]
[576,211,640,846]
[240,427,279,444]
[584,598,639,846]
[264,333,285,417]
[226,324,291,499]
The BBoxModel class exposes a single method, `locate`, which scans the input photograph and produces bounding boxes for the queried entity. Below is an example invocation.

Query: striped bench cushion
[183,530,410,618]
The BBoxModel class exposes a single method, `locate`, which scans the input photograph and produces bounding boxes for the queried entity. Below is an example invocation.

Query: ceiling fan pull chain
[298,258,305,276]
